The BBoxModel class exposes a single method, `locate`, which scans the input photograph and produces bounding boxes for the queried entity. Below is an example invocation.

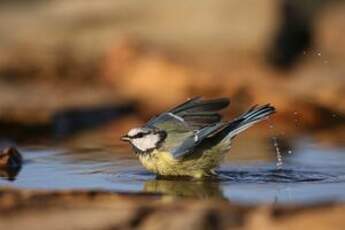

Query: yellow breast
[137,140,230,178]
[138,150,176,174]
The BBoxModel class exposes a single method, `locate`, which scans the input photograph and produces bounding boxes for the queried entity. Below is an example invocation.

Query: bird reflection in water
[143,177,226,200]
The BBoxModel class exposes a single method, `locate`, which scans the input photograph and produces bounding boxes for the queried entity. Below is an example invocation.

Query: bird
[121,97,275,178]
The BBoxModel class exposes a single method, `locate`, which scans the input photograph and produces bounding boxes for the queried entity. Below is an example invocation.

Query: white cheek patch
[132,134,160,152]
[128,128,143,137]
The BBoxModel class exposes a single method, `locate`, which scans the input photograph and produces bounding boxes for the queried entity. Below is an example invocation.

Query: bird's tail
[224,104,276,139]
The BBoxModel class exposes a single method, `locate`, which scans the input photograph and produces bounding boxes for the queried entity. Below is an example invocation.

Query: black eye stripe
[131,132,149,138]
[134,133,144,138]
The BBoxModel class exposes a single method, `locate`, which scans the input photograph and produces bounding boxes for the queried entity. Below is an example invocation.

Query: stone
[0,147,22,169]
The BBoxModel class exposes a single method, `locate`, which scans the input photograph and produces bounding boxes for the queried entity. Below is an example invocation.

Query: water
[272,136,283,169]
[1,138,345,204]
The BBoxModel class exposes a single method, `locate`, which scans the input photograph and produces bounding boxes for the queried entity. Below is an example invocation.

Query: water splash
[268,121,284,169]
[272,137,283,169]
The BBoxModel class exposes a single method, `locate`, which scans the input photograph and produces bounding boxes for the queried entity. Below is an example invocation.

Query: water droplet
[288,150,292,154]
[272,137,283,169]
[293,111,298,115]
[317,52,322,57]
[276,160,283,168]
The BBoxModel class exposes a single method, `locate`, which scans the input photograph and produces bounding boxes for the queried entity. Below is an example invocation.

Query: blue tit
[121,97,275,178]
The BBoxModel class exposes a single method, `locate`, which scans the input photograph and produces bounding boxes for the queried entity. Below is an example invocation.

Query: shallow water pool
[1,137,345,204]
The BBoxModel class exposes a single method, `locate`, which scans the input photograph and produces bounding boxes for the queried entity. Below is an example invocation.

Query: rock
[0,147,22,169]
[0,147,22,181]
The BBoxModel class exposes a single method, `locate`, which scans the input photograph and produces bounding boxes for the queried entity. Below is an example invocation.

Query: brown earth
[0,188,344,230]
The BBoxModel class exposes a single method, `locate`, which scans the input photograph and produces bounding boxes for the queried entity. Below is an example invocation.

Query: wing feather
[145,97,230,130]
[171,122,227,158]
[143,97,230,155]
[170,104,275,159]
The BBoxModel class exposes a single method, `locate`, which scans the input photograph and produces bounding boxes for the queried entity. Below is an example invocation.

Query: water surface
[1,137,345,204]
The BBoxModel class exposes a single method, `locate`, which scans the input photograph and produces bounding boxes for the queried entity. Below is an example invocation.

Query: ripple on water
[216,168,341,183]
[112,166,343,184]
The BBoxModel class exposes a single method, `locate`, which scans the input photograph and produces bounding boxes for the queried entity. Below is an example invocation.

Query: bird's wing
[144,97,229,151]
[170,104,276,159]
[170,122,228,159]
[144,97,230,132]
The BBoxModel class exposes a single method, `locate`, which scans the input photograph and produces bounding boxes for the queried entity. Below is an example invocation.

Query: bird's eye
[135,132,145,138]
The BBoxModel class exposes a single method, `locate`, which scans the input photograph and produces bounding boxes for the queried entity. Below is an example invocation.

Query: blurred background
[0,0,344,148]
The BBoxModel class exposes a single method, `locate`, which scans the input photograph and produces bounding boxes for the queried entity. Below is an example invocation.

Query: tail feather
[225,104,275,139]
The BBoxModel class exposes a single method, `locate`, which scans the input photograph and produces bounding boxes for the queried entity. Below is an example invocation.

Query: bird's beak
[121,135,130,142]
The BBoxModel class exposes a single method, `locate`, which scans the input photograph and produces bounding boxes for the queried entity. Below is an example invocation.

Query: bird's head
[121,127,167,153]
